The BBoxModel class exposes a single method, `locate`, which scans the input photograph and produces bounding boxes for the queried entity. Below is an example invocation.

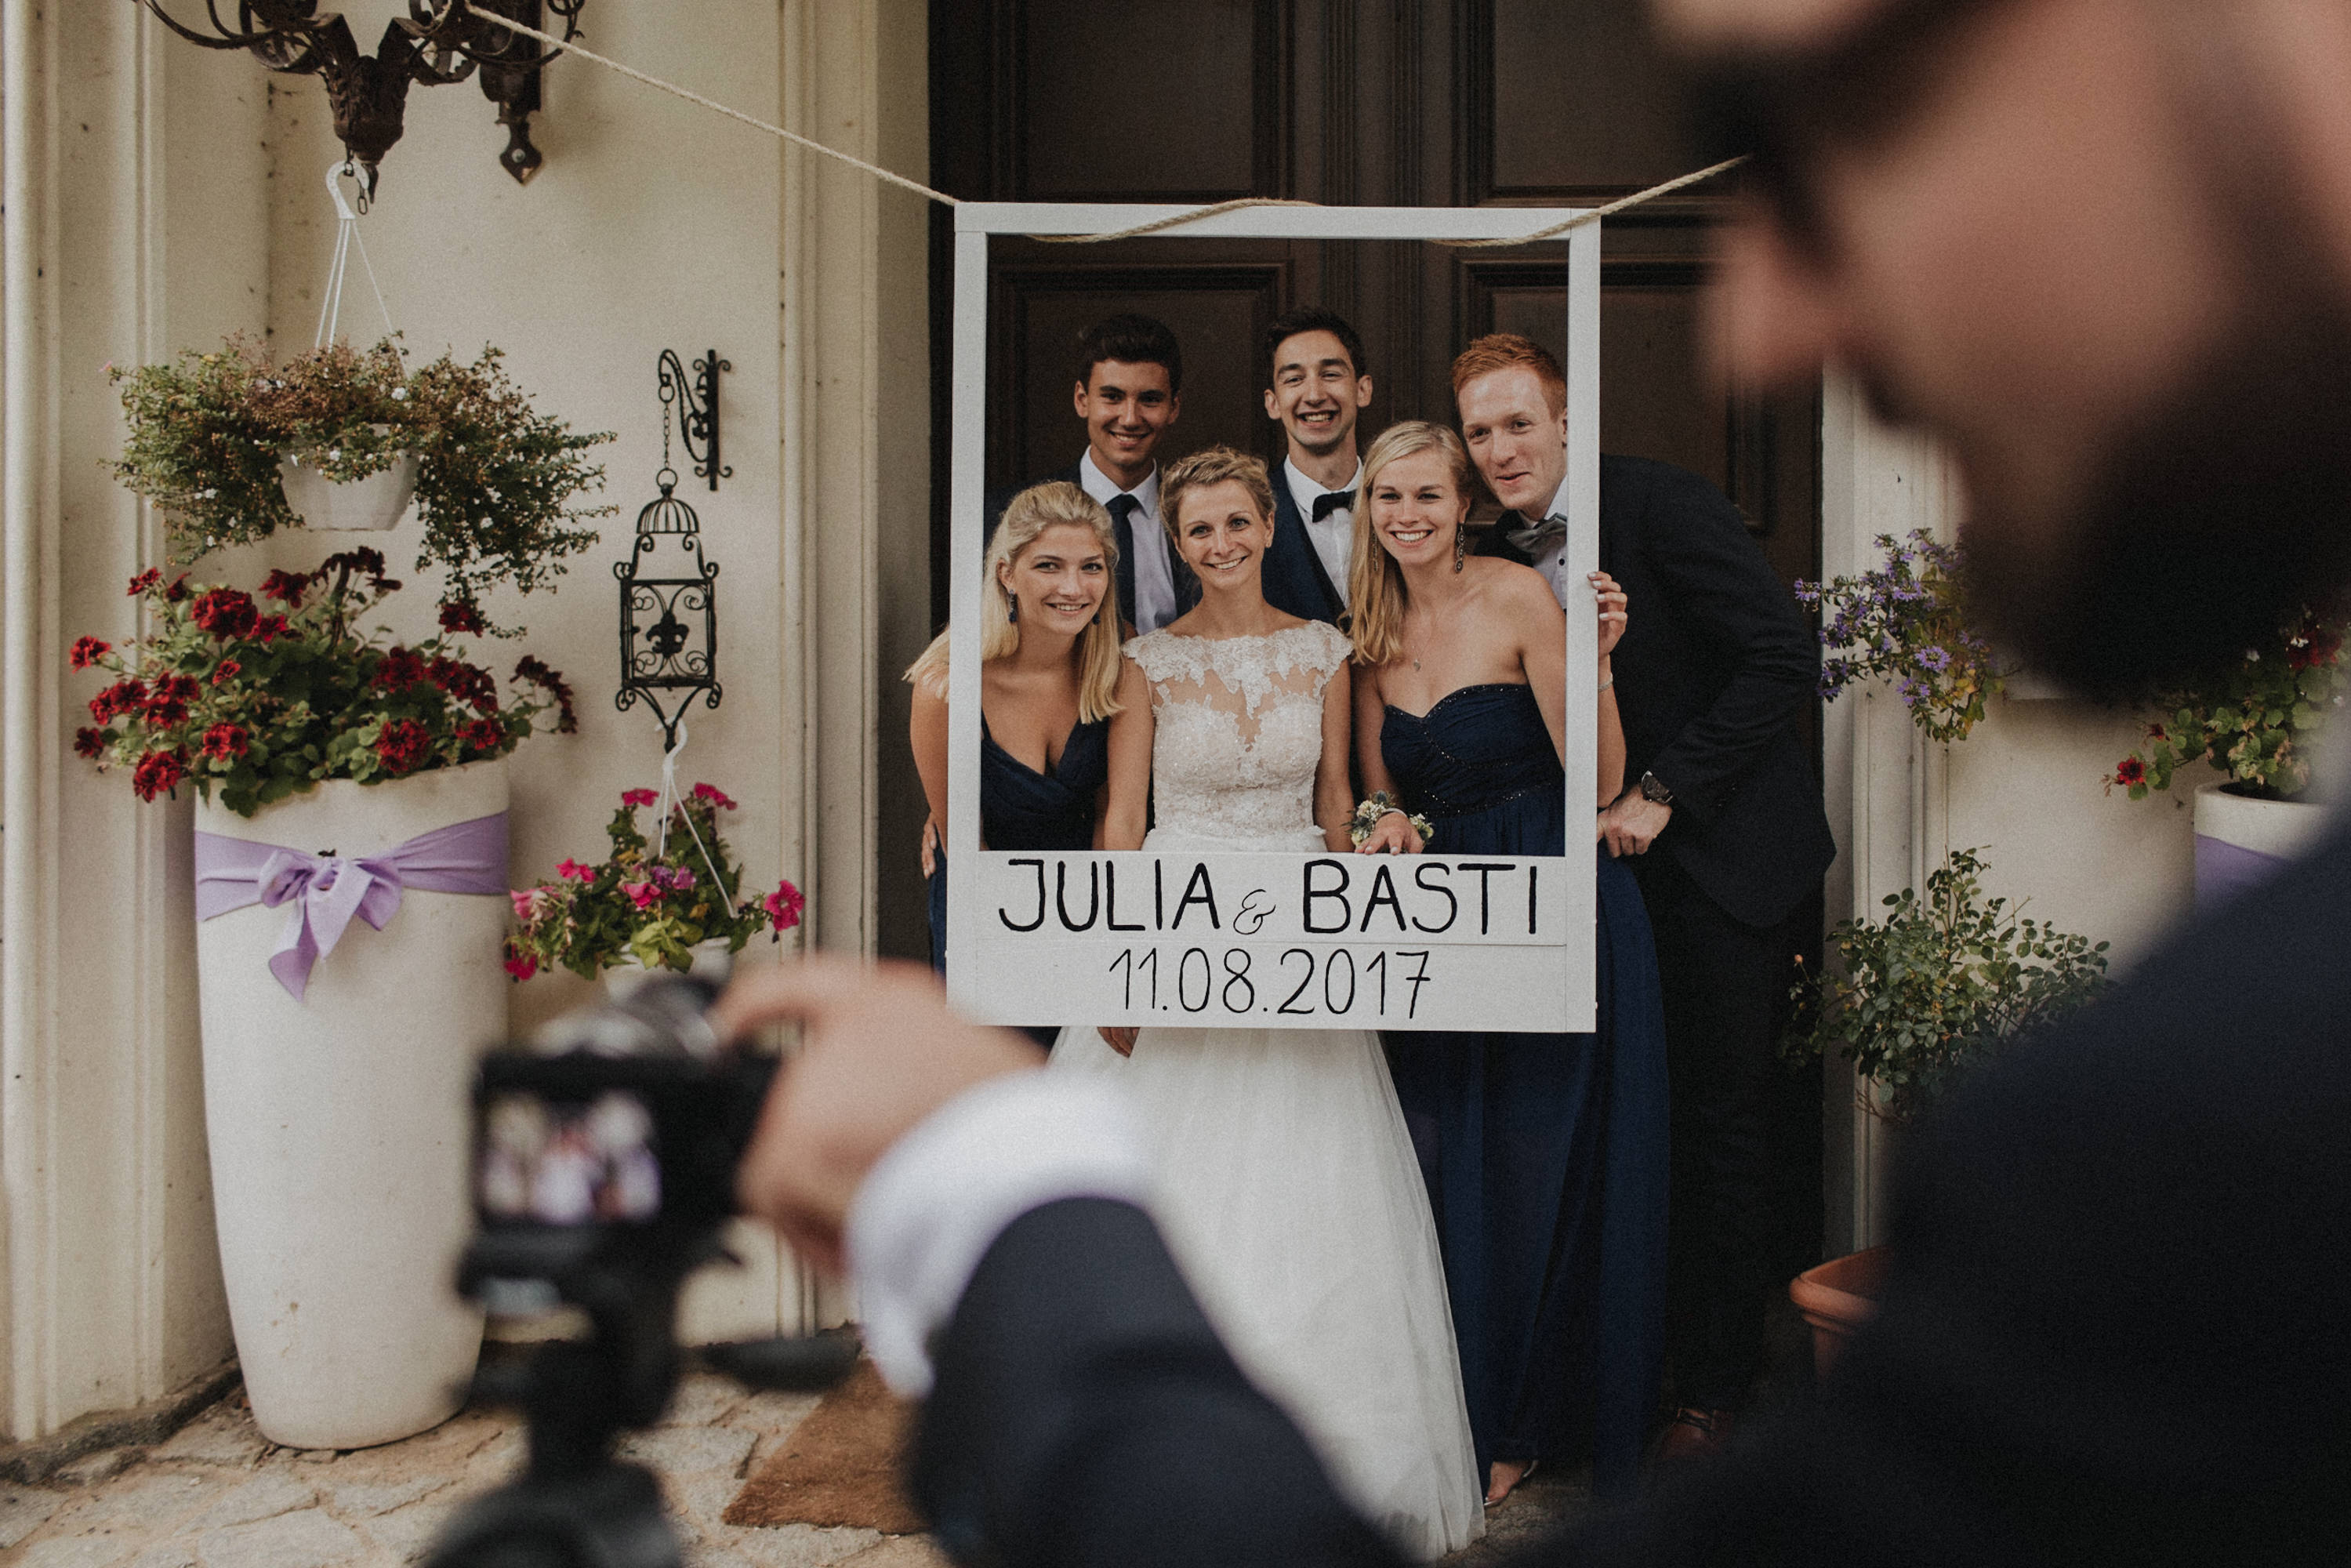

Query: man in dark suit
[1257,307,1374,625]
[1029,313,1201,635]
[1457,332,1836,1455]
[719,0,2351,1560]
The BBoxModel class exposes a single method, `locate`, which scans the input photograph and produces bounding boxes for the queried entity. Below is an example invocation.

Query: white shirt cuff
[846,1068,1153,1397]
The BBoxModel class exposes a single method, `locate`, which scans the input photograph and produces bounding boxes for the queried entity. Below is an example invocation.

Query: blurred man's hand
[716,958,1043,1272]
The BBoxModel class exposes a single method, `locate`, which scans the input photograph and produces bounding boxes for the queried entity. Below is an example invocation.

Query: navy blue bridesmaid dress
[1380,681,1671,1499]
[928,714,1111,1048]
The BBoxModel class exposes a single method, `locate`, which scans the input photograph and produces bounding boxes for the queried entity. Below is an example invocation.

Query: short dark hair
[1075,314,1183,394]
[1264,307,1367,384]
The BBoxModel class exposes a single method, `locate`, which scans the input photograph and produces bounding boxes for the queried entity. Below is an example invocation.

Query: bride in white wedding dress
[1050,447,1483,1559]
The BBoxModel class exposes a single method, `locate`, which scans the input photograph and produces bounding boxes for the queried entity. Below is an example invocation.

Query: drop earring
[1453,521,1468,573]
[1007,593,1019,623]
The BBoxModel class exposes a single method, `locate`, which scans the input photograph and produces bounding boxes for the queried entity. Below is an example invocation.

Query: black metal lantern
[615,472,721,753]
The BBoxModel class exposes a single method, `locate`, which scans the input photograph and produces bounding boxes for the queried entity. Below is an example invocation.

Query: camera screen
[478,1089,662,1225]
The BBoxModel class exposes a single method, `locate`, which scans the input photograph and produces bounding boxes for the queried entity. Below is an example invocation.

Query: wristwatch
[1638,771,1675,808]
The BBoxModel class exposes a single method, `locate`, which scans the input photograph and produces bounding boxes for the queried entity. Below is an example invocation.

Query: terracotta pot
[1789,1246,1890,1379]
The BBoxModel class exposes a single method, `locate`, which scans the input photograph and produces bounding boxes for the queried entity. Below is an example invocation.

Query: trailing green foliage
[1787,848,2110,1124]
[107,335,614,632]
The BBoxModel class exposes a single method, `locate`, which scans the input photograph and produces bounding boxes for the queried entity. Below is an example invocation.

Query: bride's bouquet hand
[1098,1025,1139,1057]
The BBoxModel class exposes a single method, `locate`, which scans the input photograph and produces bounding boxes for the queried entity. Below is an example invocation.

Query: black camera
[427,973,858,1568]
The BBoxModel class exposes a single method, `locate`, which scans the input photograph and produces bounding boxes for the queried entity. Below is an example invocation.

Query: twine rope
[470,8,1743,244]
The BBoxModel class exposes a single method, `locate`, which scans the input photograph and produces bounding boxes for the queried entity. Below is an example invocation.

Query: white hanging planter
[277,433,420,533]
[604,938,735,999]
[194,758,509,1449]
[2192,779,2327,913]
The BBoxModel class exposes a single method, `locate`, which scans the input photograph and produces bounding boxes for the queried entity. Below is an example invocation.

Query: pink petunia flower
[621,788,658,808]
[622,881,659,911]
[691,782,738,811]
[503,952,538,982]
[557,858,593,882]
[764,880,806,932]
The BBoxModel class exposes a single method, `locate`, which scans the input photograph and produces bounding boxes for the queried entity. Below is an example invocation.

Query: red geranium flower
[126,568,161,597]
[456,717,506,753]
[438,601,486,636]
[74,728,106,760]
[190,588,259,640]
[2114,756,2148,789]
[374,645,428,691]
[514,655,578,734]
[142,675,199,726]
[199,723,249,760]
[428,655,498,713]
[163,575,190,604]
[89,678,146,722]
[131,748,187,801]
[212,659,242,687]
[372,717,433,775]
[260,568,310,608]
[251,614,291,644]
[70,636,112,670]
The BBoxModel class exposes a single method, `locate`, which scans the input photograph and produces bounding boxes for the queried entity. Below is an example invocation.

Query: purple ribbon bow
[194,811,510,1000]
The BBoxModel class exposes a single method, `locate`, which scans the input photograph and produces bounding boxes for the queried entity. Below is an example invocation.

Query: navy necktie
[1105,494,1142,629]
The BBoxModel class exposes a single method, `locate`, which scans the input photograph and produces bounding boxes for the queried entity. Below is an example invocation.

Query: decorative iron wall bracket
[136,0,585,190]
[657,349,731,492]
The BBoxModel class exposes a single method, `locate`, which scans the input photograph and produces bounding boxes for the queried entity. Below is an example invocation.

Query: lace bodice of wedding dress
[1125,621,1352,845]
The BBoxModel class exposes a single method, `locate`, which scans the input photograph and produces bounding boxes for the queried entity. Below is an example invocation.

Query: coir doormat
[724,1359,924,1534]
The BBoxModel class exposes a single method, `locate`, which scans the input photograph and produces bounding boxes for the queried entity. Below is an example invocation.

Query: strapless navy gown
[928,715,1110,1048]
[1381,682,1670,1499]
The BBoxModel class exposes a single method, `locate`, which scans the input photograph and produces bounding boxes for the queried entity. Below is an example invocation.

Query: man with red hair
[1453,330,1834,1461]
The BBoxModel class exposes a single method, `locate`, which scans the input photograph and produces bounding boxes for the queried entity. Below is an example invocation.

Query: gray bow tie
[1504,512,1570,556]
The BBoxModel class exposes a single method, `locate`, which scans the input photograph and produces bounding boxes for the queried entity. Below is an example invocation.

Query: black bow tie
[1311,491,1351,523]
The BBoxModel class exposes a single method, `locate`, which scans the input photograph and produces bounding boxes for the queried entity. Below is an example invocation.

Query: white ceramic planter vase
[604,938,735,1000]
[2193,779,2327,914]
[195,759,509,1449]
[277,441,420,532]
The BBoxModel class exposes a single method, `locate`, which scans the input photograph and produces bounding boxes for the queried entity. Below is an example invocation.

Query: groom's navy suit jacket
[1259,469,1349,626]
[910,812,2351,1563]
[1483,453,1834,929]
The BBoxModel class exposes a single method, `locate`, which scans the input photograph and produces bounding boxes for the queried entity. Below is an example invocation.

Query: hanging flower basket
[108,335,615,631]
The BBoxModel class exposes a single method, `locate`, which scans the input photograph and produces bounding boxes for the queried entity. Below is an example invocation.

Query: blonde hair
[1158,445,1275,543]
[903,481,1127,721]
[1348,421,1476,666]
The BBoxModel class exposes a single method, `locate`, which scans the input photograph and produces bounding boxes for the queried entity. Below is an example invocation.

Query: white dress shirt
[1079,452,1179,633]
[1283,456,1362,601]
[1519,476,1577,610]
[847,1069,1155,1396]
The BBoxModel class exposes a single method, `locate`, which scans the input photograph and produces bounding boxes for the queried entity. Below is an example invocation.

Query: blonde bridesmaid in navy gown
[1348,423,1670,1503]
[906,481,1152,1045]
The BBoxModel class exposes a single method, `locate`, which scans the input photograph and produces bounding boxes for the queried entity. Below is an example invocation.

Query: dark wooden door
[924,0,1827,1287]
[928,0,1820,604]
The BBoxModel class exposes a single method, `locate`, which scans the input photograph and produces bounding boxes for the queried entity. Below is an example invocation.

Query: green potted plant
[2106,609,2347,909]
[107,334,614,631]
[1781,848,2110,1372]
[505,782,806,985]
[67,548,579,1450]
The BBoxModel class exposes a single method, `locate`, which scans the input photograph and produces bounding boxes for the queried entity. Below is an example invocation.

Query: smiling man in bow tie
[1258,307,1376,626]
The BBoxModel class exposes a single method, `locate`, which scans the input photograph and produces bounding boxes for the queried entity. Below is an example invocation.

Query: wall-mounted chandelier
[136,1,586,190]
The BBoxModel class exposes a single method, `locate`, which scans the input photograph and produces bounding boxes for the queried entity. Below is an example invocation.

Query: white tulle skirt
[1050,839,1484,1559]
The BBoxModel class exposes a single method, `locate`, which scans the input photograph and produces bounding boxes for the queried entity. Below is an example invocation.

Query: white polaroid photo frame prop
[947,202,1600,1033]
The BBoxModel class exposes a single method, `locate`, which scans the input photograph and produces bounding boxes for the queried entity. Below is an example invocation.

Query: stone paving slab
[0,1374,1576,1567]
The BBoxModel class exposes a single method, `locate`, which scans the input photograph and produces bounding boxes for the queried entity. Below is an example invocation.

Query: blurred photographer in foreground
[723,0,2351,1562]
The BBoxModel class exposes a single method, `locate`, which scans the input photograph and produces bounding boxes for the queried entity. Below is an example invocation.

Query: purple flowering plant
[503,783,805,980]
[1795,530,2004,745]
